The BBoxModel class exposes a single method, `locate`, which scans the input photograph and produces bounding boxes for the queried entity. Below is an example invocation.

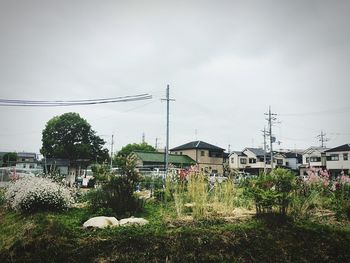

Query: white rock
[119,217,149,226]
[83,216,119,229]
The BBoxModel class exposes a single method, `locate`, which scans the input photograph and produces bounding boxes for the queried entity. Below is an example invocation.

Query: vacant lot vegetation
[1,168,350,262]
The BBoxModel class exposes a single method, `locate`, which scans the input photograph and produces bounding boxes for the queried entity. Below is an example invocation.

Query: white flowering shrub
[5,176,74,213]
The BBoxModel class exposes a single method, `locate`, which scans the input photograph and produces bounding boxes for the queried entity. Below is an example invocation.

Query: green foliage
[87,155,143,217]
[331,183,350,220]
[114,142,156,166]
[1,152,17,167]
[91,163,112,182]
[87,176,143,217]
[245,168,296,216]
[40,112,109,163]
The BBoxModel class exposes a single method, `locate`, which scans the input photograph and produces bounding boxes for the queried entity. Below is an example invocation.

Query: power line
[0,94,152,107]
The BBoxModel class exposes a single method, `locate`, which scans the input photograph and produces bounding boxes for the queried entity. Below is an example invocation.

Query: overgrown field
[1,202,350,263]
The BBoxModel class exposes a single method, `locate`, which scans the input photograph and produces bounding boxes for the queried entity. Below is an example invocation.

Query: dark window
[344,153,348,161]
[249,158,256,164]
[277,159,283,165]
[306,157,309,163]
[180,152,183,155]
[327,154,339,161]
[201,151,205,156]
[230,157,234,163]
[240,158,247,164]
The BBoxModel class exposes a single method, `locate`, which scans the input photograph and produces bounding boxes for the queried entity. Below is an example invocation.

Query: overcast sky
[0,0,349,154]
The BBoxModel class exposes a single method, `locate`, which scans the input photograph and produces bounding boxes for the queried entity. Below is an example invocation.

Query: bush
[5,177,74,213]
[245,168,296,216]
[87,176,143,217]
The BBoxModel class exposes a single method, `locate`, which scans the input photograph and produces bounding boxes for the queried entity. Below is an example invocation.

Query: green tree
[2,152,17,167]
[40,112,109,163]
[113,142,156,167]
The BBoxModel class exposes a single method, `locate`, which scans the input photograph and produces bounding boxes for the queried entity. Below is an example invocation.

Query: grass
[1,199,350,262]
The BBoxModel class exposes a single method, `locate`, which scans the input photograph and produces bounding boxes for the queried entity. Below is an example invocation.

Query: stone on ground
[119,217,149,226]
[83,216,119,229]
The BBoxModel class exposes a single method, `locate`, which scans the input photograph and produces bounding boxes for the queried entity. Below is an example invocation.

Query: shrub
[331,174,350,220]
[245,168,296,216]
[5,176,74,213]
[87,176,143,217]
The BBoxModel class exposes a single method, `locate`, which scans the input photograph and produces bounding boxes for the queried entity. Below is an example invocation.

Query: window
[230,157,234,164]
[306,157,309,163]
[344,153,348,161]
[249,158,256,164]
[180,152,183,155]
[310,157,321,162]
[200,151,205,156]
[277,159,283,165]
[327,154,339,161]
[240,158,247,164]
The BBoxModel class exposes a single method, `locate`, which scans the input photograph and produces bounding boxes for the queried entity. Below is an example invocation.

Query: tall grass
[167,172,239,219]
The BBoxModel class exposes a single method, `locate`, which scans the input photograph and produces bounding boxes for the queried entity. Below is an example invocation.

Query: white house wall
[326,151,350,170]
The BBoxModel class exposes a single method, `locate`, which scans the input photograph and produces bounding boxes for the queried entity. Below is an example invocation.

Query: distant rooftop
[132,151,195,165]
[244,148,267,157]
[170,141,224,151]
[324,144,350,153]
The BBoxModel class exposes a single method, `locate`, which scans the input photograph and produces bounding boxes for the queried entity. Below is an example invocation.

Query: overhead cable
[0,94,152,107]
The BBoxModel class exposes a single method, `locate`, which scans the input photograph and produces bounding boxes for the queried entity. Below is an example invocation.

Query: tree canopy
[113,142,156,167]
[2,152,17,167]
[40,112,109,163]
[116,142,156,158]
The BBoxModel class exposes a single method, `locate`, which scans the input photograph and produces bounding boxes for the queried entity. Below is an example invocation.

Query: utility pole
[155,137,159,150]
[110,134,114,169]
[161,85,175,177]
[317,130,329,148]
[142,132,145,143]
[265,106,278,170]
[228,144,231,153]
[262,127,267,174]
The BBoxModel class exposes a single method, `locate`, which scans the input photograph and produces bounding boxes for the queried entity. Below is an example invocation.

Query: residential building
[16,152,38,169]
[170,141,225,175]
[131,150,195,170]
[229,148,271,175]
[242,148,270,175]
[324,144,350,176]
[300,146,328,175]
[283,151,303,171]
[229,151,248,171]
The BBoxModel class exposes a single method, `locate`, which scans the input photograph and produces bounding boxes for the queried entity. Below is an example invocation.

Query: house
[283,151,303,171]
[170,141,225,175]
[16,152,38,169]
[241,148,270,175]
[300,147,328,175]
[131,150,196,170]
[324,144,350,177]
[229,148,271,175]
[229,151,248,171]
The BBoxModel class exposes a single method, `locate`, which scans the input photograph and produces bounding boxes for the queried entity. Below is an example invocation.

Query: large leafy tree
[40,112,109,163]
[116,142,156,158]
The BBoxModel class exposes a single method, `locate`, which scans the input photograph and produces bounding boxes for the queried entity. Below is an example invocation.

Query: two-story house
[229,151,248,171]
[324,144,350,177]
[300,146,328,175]
[16,152,38,169]
[229,148,270,175]
[170,141,224,175]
